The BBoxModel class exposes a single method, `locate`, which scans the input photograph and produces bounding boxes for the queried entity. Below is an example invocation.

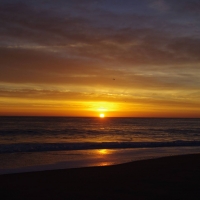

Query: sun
[99,113,105,118]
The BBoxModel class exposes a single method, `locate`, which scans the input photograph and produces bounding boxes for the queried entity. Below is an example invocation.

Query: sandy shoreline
[1,154,200,199]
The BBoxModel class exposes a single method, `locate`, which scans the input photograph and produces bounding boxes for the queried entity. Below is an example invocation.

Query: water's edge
[1,146,200,175]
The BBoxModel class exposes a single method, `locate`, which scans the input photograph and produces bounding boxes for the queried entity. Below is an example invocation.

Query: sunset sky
[0,0,200,117]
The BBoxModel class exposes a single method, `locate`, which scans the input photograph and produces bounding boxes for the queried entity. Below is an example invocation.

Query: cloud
[173,0,200,14]
[0,2,96,46]
[150,0,170,12]
[0,0,200,116]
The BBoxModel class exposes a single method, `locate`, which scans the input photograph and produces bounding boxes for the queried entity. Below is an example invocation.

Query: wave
[1,141,200,154]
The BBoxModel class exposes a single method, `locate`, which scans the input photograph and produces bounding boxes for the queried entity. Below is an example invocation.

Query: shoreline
[1,146,200,175]
[1,153,200,199]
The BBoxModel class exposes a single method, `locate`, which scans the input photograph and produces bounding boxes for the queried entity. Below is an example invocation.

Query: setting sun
[100,113,105,118]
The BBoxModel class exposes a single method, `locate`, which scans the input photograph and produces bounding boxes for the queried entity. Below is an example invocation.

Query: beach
[1,153,200,200]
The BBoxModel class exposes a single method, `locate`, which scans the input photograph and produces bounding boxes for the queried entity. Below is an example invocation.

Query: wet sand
[1,154,200,200]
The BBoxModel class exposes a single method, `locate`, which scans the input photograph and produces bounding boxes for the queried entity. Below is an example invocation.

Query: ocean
[0,117,200,174]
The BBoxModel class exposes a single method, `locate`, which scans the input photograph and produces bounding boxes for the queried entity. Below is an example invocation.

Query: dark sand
[1,154,200,200]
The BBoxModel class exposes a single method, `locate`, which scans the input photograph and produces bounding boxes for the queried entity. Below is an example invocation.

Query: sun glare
[100,113,105,118]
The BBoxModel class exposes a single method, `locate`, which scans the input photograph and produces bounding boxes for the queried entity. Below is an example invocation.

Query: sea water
[0,117,200,174]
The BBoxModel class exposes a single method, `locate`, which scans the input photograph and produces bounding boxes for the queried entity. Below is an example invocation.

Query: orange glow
[0,97,200,117]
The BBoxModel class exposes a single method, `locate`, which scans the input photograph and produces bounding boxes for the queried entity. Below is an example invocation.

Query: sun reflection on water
[99,162,113,166]
[98,149,108,155]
